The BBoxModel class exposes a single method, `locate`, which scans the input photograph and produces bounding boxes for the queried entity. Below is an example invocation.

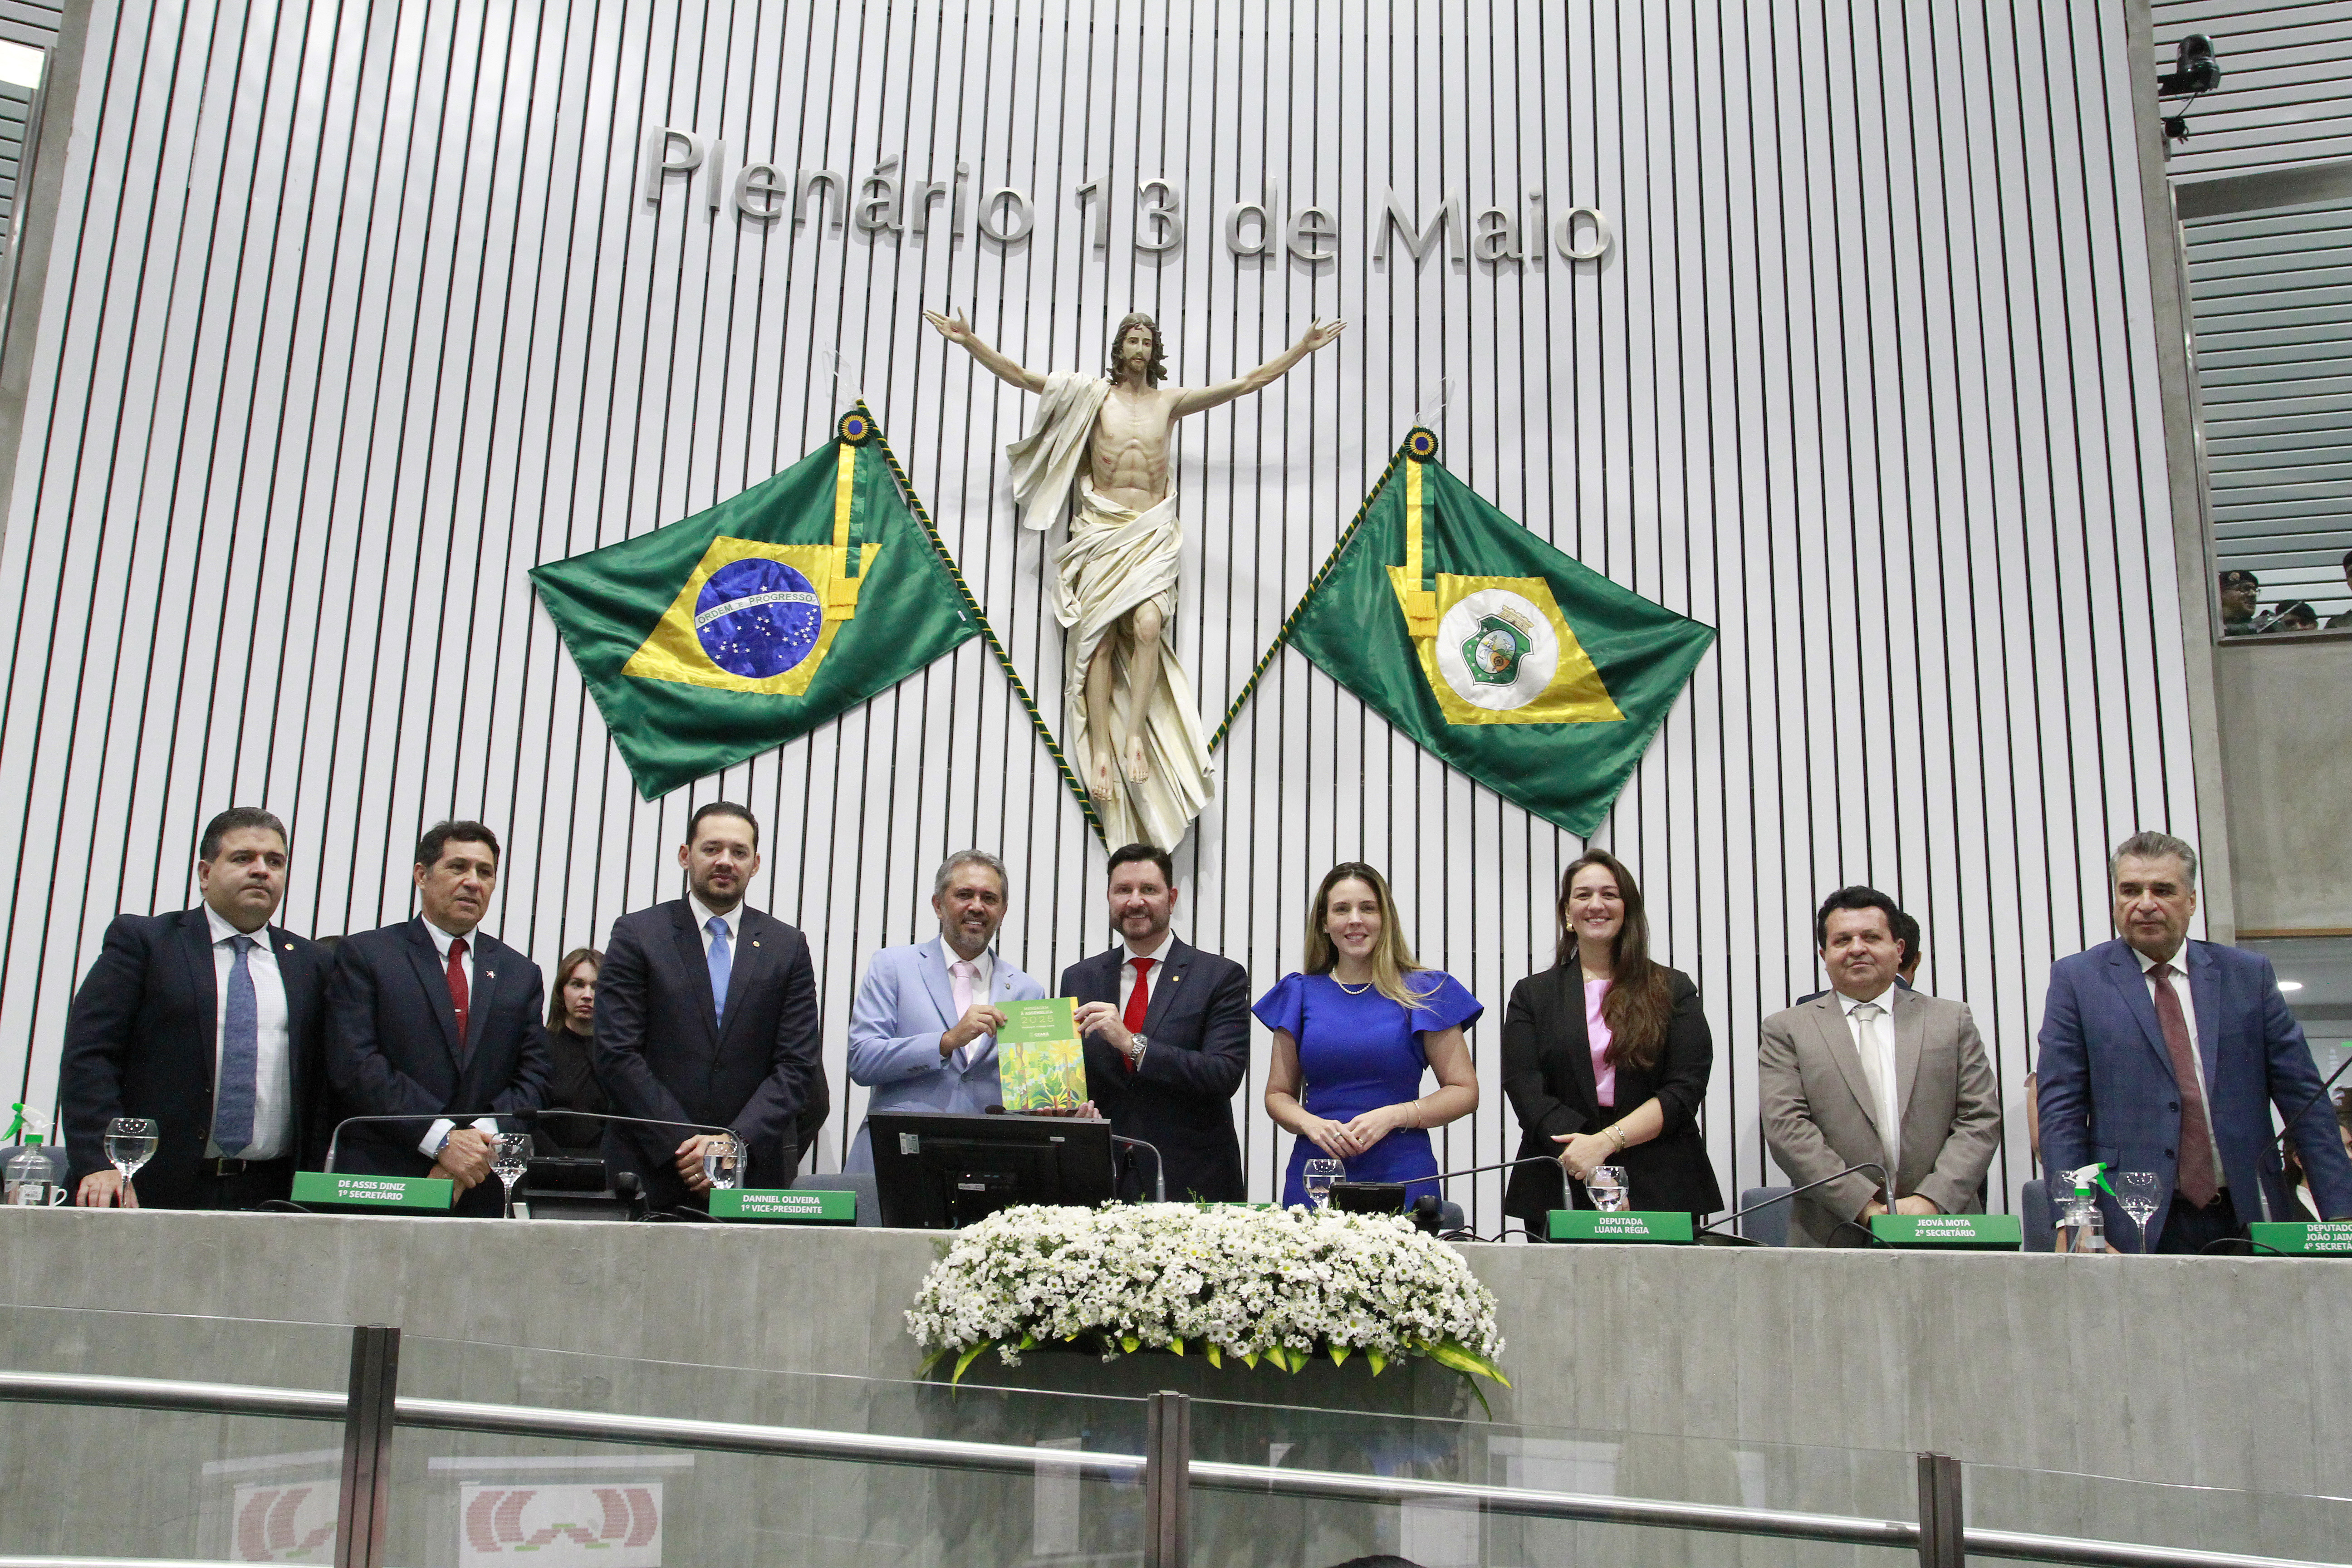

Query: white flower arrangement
[907,1203,1508,1396]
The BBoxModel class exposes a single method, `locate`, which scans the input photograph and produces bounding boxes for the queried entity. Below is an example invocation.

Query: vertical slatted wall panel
[0,0,2196,1227]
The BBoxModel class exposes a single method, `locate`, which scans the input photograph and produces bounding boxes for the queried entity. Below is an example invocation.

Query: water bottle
[6,1134,59,1207]
[2057,1163,2109,1254]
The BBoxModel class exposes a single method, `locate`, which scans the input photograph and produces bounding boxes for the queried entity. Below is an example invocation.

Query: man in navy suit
[844,850,1048,1171]
[595,802,827,1212]
[2039,830,2352,1252]
[59,808,328,1210]
[323,821,549,1217]
[1064,843,1250,1201]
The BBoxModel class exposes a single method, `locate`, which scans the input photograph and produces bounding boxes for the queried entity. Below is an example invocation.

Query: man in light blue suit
[844,850,1049,1171]
[2039,831,2352,1253]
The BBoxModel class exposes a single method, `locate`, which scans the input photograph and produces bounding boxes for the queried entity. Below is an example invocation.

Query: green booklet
[996,997,1088,1112]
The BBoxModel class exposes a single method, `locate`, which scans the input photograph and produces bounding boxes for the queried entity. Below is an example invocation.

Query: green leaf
[1168,1338,1185,1357]
[1241,1349,1260,1370]
[1205,1343,1223,1370]
[1120,1334,1140,1353]
[950,1340,995,1386]
[1329,1343,1352,1368]
[1016,1333,1038,1352]
[916,1347,949,1378]
[1366,1349,1387,1377]
[1427,1339,1513,1388]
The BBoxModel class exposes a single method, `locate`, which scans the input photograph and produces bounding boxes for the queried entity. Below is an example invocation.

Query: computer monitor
[868,1111,1119,1229]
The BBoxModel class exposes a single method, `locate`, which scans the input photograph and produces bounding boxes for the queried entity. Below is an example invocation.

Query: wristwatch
[1127,1033,1149,1065]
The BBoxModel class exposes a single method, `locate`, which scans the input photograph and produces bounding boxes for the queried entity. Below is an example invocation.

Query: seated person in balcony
[2328,552,2352,630]
[1759,887,2000,1245]
[844,850,1048,1172]
[534,947,608,1157]
[2218,570,2259,636]
[2264,600,2319,633]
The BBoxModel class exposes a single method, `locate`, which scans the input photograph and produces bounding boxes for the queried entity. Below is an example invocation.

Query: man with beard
[594,802,827,1210]
[1064,843,1250,1201]
[843,850,1048,1172]
[923,305,1343,848]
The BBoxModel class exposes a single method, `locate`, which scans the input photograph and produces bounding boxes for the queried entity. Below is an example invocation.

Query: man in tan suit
[1759,886,2002,1246]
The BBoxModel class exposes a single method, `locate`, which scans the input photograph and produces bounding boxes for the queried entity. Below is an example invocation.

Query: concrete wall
[3,1209,2350,1567]
[2215,640,2352,933]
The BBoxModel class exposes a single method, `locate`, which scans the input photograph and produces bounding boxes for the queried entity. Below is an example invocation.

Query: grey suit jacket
[1757,986,2002,1246]
[841,936,1047,1172]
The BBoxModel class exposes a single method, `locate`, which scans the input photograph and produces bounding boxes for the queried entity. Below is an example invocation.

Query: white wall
[0,0,2196,1228]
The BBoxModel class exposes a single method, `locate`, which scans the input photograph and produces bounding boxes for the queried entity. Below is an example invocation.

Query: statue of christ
[923,306,1345,849]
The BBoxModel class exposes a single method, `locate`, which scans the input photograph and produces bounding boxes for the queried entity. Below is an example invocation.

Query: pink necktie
[950,960,979,1071]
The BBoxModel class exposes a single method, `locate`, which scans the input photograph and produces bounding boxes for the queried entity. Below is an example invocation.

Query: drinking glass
[491,1132,534,1219]
[1302,1157,1344,1209]
[701,1134,745,1191]
[2115,1171,2161,1254]
[104,1117,157,1205]
[1587,1165,1631,1213]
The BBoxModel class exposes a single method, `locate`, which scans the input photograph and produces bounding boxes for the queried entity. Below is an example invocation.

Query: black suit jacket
[1063,937,1250,1202]
[594,899,827,1210]
[57,908,327,1205]
[323,918,549,1216]
[1501,963,1723,1226]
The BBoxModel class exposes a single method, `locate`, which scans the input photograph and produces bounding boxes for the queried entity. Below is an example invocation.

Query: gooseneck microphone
[1694,1161,1894,1242]
[2262,1050,2352,1224]
[324,1110,738,1174]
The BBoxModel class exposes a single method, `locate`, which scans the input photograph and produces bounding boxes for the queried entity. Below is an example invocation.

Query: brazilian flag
[1242,428,1713,838]
[532,408,978,799]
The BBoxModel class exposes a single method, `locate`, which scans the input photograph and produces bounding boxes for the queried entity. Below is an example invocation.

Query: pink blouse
[1586,978,1616,1108]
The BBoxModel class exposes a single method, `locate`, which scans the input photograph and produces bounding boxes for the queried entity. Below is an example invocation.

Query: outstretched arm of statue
[1171,318,1346,416]
[922,308,1047,393]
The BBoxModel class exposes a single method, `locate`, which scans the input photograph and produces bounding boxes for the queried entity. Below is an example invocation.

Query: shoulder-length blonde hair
[545,946,604,1032]
[1303,862,1435,1009]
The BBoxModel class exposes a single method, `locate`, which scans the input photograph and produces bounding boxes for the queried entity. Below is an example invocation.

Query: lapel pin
[753,940,761,948]
[486,970,495,980]
[282,943,293,952]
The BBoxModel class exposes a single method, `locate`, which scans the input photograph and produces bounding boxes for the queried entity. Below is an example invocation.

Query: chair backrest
[1736,1185,1795,1247]
[2019,1178,2056,1252]
[794,1169,883,1228]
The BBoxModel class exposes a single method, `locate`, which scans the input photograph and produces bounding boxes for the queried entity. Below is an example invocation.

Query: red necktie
[1120,957,1153,1071]
[447,936,472,1049]
[2149,962,2218,1208]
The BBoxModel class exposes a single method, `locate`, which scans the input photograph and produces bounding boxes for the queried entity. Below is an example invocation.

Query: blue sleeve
[1408,972,1484,1035]
[1252,973,1308,1036]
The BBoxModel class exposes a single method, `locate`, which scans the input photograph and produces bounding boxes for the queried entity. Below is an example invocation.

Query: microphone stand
[1693,1162,1893,1244]
[323,1112,505,1173]
[1111,1136,1168,1203]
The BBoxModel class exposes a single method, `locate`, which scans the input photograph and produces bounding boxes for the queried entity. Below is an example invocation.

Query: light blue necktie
[707,916,732,1024]
[214,934,259,1155]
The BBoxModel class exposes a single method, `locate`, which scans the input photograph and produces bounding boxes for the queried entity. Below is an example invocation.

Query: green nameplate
[1870,1213,2022,1250]
[1547,1210,1694,1244]
[2249,1221,2352,1256]
[291,1171,455,1211]
[708,1188,858,1225]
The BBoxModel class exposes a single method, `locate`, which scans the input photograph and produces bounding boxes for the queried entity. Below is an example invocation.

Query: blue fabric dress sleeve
[1406,971,1484,1035]
[1251,972,1309,1036]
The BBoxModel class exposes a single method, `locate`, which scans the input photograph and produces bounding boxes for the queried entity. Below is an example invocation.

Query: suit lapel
[671,902,720,1042]
[2185,941,2224,1094]
[1555,966,1599,1109]
[1808,995,1886,1152]
[406,920,464,1063]
[2103,944,2176,1077]
[1141,938,1191,1035]
[916,936,960,1032]
[462,932,504,1060]
[176,909,221,1089]
[1891,986,1926,1127]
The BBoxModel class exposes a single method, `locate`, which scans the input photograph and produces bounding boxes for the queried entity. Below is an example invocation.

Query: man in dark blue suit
[323,821,549,1216]
[2039,831,2352,1252]
[1064,843,1250,1201]
[59,808,328,1210]
[595,801,827,1213]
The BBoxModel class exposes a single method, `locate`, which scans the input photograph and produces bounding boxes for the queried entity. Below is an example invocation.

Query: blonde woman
[1258,862,1480,1208]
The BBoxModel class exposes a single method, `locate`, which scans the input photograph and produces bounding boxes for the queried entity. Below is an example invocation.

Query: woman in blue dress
[1256,862,1481,1209]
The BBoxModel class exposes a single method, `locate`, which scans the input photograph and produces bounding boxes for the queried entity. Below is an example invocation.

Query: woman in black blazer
[535,947,609,1157]
[1503,850,1722,1232]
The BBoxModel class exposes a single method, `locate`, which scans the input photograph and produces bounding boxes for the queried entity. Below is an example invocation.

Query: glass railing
[1,1302,2345,1568]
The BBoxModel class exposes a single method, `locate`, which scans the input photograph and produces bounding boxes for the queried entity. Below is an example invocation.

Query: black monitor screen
[868,1111,1119,1229]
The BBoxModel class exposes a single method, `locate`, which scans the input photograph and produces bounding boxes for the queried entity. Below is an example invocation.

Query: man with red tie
[1065,844,1251,1201]
[2038,831,2352,1252]
[323,822,549,1216]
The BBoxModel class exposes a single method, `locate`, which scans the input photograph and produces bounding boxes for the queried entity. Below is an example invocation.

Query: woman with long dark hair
[1259,862,1481,1210]
[535,947,609,1156]
[1501,850,1720,1230]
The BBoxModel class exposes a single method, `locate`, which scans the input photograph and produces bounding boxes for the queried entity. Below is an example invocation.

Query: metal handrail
[2,1369,2344,1568]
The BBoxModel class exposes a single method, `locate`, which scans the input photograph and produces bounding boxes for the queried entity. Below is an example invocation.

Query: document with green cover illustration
[995,997,1088,1112]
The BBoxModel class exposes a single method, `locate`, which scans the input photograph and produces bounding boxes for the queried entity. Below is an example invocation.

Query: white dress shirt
[2136,946,2222,1174]
[691,893,740,955]
[418,918,497,1159]
[1838,987,1902,1175]
[203,905,292,1160]
[1116,932,1172,1067]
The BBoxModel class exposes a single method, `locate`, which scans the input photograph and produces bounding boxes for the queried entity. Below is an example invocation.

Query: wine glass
[701,1133,745,1191]
[104,1117,157,1206]
[2114,1171,2161,1254]
[490,1132,534,1219]
[1587,1165,1631,1213]
[1302,1157,1344,1210]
